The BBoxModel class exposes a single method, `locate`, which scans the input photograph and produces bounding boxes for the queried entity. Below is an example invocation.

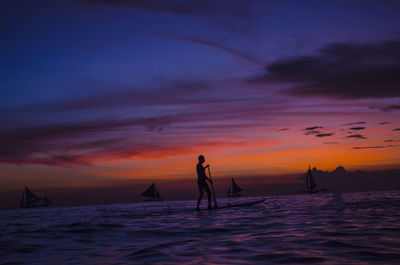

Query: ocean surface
[1,190,400,264]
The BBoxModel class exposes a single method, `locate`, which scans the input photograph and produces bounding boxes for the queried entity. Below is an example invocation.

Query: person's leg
[197,185,204,210]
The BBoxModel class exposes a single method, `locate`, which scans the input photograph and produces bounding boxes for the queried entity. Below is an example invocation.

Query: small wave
[54,222,86,228]
[320,240,371,249]
[346,250,400,261]
[6,243,43,254]
[128,229,189,238]
[123,240,192,259]
[1,192,399,264]
[66,228,100,234]
[97,223,126,228]
[250,252,289,261]
[277,256,327,264]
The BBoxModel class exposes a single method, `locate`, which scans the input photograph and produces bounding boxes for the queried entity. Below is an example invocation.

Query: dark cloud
[303,126,334,137]
[352,145,399,149]
[2,78,310,127]
[250,40,400,99]
[384,140,396,142]
[0,116,180,166]
[340,122,366,126]
[378,122,392,125]
[380,105,400,112]
[347,134,367,139]
[349,127,366,130]
[278,128,289,131]
[305,126,323,130]
[315,133,333,137]
[394,128,400,131]
[305,130,321,135]
[0,100,287,167]
[352,146,383,149]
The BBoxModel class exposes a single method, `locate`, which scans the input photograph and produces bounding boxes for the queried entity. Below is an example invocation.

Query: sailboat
[305,165,317,194]
[20,186,53,208]
[227,177,243,197]
[141,182,162,201]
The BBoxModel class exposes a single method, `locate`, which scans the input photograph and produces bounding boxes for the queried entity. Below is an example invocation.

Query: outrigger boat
[20,186,53,208]
[141,182,163,201]
[305,165,317,194]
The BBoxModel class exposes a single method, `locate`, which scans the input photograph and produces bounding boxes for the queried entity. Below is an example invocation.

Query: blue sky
[1,0,400,190]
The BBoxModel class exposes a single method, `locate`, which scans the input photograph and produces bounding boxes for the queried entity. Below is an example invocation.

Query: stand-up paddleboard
[197,198,266,211]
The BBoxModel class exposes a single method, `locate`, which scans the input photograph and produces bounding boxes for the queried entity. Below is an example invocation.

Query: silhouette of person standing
[196,155,212,210]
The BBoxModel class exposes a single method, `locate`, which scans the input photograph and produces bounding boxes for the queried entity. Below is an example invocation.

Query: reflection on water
[1,191,400,264]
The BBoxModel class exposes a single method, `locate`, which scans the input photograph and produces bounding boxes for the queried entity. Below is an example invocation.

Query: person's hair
[198,155,204,161]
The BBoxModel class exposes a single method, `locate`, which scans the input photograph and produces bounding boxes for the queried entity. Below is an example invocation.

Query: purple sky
[1,0,400,193]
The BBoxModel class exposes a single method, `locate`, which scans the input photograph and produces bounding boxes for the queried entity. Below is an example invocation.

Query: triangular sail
[309,172,316,191]
[25,186,42,206]
[141,183,156,198]
[227,178,242,196]
[305,166,316,193]
[141,182,161,199]
[155,189,161,199]
[20,186,53,208]
[231,178,242,195]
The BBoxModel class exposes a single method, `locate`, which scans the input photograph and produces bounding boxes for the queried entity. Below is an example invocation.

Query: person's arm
[204,165,212,182]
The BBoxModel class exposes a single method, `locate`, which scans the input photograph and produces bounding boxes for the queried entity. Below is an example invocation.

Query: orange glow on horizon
[1,122,399,192]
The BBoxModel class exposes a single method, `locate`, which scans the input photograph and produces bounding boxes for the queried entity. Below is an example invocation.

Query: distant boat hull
[20,204,51,208]
[307,188,329,194]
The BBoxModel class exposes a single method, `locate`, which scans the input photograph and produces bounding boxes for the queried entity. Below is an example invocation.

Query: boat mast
[306,166,311,193]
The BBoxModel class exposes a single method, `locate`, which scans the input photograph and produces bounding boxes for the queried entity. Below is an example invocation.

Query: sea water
[1,190,400,264]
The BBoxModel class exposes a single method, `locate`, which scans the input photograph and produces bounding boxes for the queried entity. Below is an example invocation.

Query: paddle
[207,166,218,208]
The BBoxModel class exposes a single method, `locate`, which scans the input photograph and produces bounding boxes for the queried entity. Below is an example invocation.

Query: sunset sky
[1,0,400,192]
